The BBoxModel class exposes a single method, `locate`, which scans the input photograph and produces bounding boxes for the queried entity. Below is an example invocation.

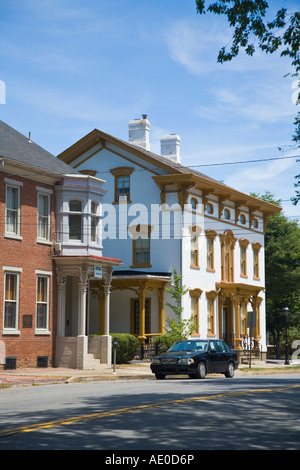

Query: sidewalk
[0,360,299,387]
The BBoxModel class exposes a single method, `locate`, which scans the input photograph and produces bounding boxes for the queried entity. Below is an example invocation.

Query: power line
[188,154,300,168]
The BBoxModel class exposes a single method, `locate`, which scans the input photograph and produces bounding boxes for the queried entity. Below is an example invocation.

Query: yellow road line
[1,384,299,438]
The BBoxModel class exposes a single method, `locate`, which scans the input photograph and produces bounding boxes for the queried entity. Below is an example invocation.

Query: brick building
[0,121,121,369]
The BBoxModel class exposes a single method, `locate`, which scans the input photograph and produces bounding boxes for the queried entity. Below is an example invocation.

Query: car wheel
[225,362,234,378]
[155,373,165,380]
[196,362,206,379]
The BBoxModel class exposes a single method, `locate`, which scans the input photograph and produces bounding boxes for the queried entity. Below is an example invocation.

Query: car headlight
[152,358,161,364]
[178,358,195,365]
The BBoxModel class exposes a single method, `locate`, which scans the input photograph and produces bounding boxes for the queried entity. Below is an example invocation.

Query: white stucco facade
[57,117,280,361]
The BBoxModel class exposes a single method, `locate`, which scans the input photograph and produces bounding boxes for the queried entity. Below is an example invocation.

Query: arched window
[220,230,237,282]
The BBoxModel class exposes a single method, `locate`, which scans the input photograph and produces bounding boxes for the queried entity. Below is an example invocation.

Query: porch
[216,282,265,361]
[54,255,121,369]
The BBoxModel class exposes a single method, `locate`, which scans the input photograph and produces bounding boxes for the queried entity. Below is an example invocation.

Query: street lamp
[283,307,290,365]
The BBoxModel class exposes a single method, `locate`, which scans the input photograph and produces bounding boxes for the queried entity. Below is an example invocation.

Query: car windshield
[168,340,208,352]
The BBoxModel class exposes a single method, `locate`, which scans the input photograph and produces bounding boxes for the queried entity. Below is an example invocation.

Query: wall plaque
[23,315,33,328]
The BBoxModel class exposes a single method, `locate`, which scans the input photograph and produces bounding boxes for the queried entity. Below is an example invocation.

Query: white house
[58,116,281,361]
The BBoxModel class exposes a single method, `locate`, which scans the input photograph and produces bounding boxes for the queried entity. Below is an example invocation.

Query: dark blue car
[151,339,239,379]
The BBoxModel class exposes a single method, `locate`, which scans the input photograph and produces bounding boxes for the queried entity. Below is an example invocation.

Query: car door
[216,340,230,372]
[206,340,220,372]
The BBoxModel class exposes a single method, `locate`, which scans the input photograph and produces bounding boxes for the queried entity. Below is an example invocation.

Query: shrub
[154,335,175,354]
[110,333,139,364]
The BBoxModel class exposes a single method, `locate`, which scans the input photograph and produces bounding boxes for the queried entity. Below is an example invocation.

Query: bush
[154,335,175,355]
[110,333,139,364]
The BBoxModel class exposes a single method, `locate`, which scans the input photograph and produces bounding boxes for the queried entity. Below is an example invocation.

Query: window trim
[239,239,250,278]
[35,272,51,334]
[68,199,83,241]
[189,288,202,335]
[5,179,22,240]
[3,267,22,334]
[189,225,201,269]
[220,230,237,282]
[37,189,51,243]
[252,242,262,279]
[90,200,99,243]
[205,229,217,272]
[130,224,152,268]
[110,167,134,204]
[206,290,218,337]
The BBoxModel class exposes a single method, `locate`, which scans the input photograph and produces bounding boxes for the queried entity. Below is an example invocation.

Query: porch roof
[54,254,122,265]
[112,270,172,279]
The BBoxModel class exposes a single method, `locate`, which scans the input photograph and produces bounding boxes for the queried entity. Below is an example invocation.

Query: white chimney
[160,134,181,163]
[128,115,150,151]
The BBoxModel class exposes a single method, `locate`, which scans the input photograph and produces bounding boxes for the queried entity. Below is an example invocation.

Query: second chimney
[160,134,181,163]
[128,115,150,151]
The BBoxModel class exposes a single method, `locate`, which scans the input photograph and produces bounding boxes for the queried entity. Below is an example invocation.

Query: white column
[103,284,110,336]
[57,280,66,337]
[78,281,88,336]
[100,266,113,365]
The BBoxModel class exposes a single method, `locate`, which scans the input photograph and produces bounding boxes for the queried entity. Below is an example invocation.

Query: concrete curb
[1,361,299,387]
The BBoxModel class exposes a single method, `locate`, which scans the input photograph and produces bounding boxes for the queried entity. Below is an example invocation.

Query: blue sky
[1,0,299,220]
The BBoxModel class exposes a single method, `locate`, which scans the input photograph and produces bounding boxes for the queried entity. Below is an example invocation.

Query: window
[206,230,217,271]
[240,246,246,276]
[239,213,246,225]
[191,197,198,210]
[190,289,202,334]
[220,230,236,282]
[91,201,99,242]
[4,271,19,330]
[191,234,198,267]
[206,202,214,214]
[116,175,130,201]
[131,225,152,267]
[206,290,217,336]
[207,299,214,334]
[37,192,50,241]
[36,276,49,330]
[224,208,230,220]
[110,167,134,203]
[133,237,150,266]
[239,239,249,277]
[252,242,262,279]
[191,296,199,331]
[190,225,201,268]
[69,200,82,240]
[6,184,21,236]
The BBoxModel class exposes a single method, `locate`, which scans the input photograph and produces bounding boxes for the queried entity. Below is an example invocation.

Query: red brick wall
[0,171,57,369]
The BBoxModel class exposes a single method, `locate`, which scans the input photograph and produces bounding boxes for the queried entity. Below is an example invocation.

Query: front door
[222,307,233,347]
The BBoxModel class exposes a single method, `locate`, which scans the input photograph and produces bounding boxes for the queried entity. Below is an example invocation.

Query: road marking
[0,384,300,437]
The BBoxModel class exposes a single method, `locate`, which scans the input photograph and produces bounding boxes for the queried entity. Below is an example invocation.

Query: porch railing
[136,334,160,360]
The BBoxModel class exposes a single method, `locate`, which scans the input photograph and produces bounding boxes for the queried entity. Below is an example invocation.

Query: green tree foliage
[164,268,197,343]
[251,192,300,356]
[195,1,300,203]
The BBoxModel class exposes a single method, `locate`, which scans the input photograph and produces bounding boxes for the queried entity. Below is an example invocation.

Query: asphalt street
[0,373,299,451]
